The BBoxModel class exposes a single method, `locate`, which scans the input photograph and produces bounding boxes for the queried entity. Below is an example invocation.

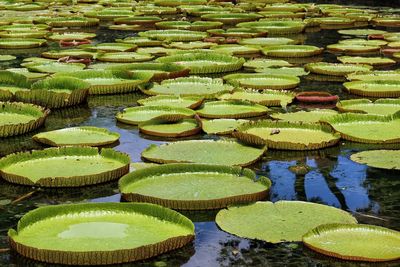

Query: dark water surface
[1,1,400,267]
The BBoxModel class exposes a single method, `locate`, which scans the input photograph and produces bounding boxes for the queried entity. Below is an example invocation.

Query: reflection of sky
[304,158,341,208]
[330,155,373,212]
[266,161,297,201]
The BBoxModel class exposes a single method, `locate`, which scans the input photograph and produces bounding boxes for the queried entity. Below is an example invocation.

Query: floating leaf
[197,100,268,119]
[350,150,400,170]
[337,99,400,116]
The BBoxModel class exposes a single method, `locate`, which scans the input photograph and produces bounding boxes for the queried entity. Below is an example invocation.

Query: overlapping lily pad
[303,224,400,262]
[216,201,357,243]
[350,150,400,170]
[8,202,194,264]
[0,147,130,187]
[224,73,300,90]
[322,112,400,143]
[197,100,268,119]
[116,106,195,125]
[262,45,323,57]
[337,99,400,116]
[270,109,338,123]
[120,164,271,210]
[201,119,247,135]
[234,120,340,150]
[0,102,48,138]
[138,95,203,109]
[305,62,372,76]
[33,127,120,147]
[219,90,296,107]
[0,71,31,101]
[139,119,201,138]
[0,38,46,49]
[343,80,400,98]
[139,30,207,41]
[141,140,266,166]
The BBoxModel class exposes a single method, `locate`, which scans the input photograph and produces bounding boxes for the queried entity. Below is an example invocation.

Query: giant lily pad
[156,21,223,31]
[303,224,400,262]
[120,164,271,210]
[243,59,292,70]
[8,202,194,265]
[218,90,295,107]
[305,62,372,76]
[207,28,268,38]
[47,32,96,41]
[16,77,90,109]
[337,56,396,67]
[196,100,268,119]
[270,109,338,123]
[141,77,234,98]
[141,140,266,166]
[262,45,323,57]
[97,52,153,63]
[156,52,245,74]
[337,99,400,116]
[224,73,300,90]
[338,29,387,36]
[0,38,46,49]
[33,127,120,147]
[237,21,305,34]
[216,201,357,243]
[139,30,207,41]
[0,102,48,138]
[343,80,400,97]
[201,119,247,135]
[0,71,31,101]
[139,119,201,138]
[55,70,152,95]
[201,13,263,24]
[0,147,130,187]
[322,112,400,143]
[239,37,296,46]
[116,106,195,125]
[138,95,203,109]
[234,120,340,150]
[350,150,400,170]
[25,62,86,74]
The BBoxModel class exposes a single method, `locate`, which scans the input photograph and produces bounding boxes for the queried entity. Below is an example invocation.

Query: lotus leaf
[0,55,16,61]
[141,140,266,166]
[200,13,263,24]
[141,77,234,98]
[346,71,400,81]
[97,52,153,63]
[254,67,308,76]
[79,43,137,52]
[8,203,194,264]
[211,45,260,56]
[303,224,400,262]
[42,49,96,59]
[337,56,395,67]
[139,30,207,41]
[327,43,380,54]
[201,119,247,135]
[207,28,268,38]
[343,80,400,97]
[322,112,400,143]
[47,32,96,41]
[167,41,216,50]
[138,95,203,109]
[224,73,300,90]
[25,62,86,74]
[270,109,338,123]
[338,29,387,36]
[0,147,129,187]
[156,52,245,74]
[6,68,48,80]
[243,59,292,70]
[116,106,195,125]
[350,150,400,170]
[155,21,223,31]
[218,90,295,107]
[197,100,268,119]
[216,201,357,243]
[116,37,163,46]
[119,163,271,210]
[339,38,387,47]
[237,21,305,34]
[0,71,31,100]
[139,119,200,137]
[306,62,372,76]
[0,101,48,138]
[234,120,340,150]
[33,126,120,147]
[0,38,46,49]
[337,99,400,116]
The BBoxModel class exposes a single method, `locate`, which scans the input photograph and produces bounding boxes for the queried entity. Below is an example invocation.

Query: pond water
[0,0,399,266]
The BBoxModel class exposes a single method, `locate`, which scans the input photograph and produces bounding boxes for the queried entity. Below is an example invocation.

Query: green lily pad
[16,77,90,108]
[218,89,295,107]
[0,55,16,61]
[32,126,120,147]
[139,30,207,41]
[216,201,357,243]
[337,99,400,116]
[303,224,400,262]
[41,49,96,59]
[201,119,247,135]
[237,20,305,34]
[322,112,400,143]
[197,100,268,119]
[243,59,292,70]
[343,80,400,97]
[156,52,245,74]
[207,28,268,38]
[234,120,340,150]
[270,109,338,123]
[8,202,194,264]
[0,71,31,100]
[42,17,99,27]
[0,38,46,49]
[347,71,400,81]
[138,95,204,109]
[116,106,195,125]
[79,43,137,52]
[114,16,162,25]
[166,41,216,50]
[339,39,388,47]
[155,21,223,31]
[338,29,387,36]
[116,37,163,46]
[119,163,271,210]
[305,62,372,76]
[25,62,86,74]
[0,101,48,138]
[6,68,49,80]
[55,70,152,95]
[201,13,263,24]
[97,52,153,63]
[239,37,296,46]
[141,77,234,98]
[254,67,309,76]
[141,140,266,166]
[211,44,260,56]
[139,119,200,138]
[262,45,323,57]
[327,43,380,54]
[350,150,400,170]
[337,56,396,67]
[224,73,300,90]
[0,147,129,187]
[47,32,96,41]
